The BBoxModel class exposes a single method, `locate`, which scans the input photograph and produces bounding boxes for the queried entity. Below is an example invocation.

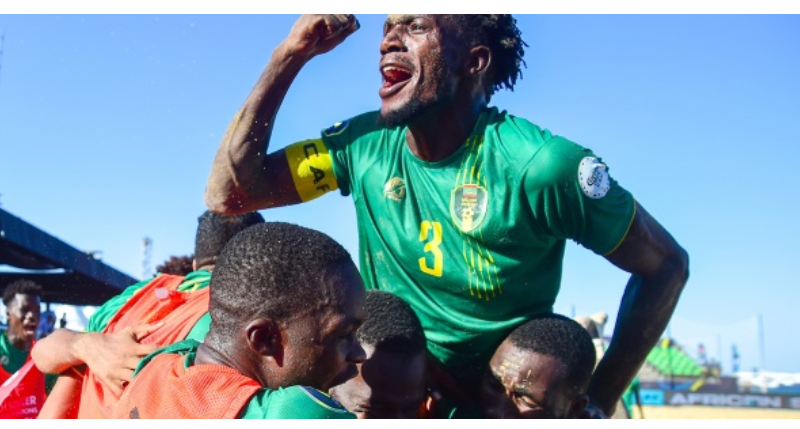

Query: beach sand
[633,406,800,419]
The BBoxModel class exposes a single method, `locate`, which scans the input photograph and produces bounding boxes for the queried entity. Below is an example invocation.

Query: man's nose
[380,26,405,55]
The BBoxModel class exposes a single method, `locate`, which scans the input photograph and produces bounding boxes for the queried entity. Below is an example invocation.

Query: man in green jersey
[330,290,427,418]
[110,222,366,418]
[204,14,690,418]
[32,210,264,418]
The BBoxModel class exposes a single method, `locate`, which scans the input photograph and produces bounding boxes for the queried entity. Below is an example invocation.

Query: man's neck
[195,341,267,387]
[5,330,32,351]
[406,100,486,162]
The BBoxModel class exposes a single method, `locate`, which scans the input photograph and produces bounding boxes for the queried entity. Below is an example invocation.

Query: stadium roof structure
[0,208,138,306]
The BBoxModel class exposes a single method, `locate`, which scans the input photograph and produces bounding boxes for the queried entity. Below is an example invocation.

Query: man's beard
[377,59,455,128]
[377,96,426,128]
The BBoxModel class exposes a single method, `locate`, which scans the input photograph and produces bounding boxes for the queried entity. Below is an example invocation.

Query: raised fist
[283,14,359,60]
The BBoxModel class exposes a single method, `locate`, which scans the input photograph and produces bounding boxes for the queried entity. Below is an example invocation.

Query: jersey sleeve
[523,136,636,255]
[85,278,152,333]
[239,386,355,419]
[318,111,386,198]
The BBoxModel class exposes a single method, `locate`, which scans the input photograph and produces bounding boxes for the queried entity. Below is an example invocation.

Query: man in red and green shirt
[1,279,55,418]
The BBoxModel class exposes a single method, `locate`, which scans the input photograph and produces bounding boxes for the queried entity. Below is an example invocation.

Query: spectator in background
[2,280,44,382]
[0,279,53,418]
[38,310,56,339]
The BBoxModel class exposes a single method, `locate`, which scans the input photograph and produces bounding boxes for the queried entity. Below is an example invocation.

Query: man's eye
[409,22,427,33]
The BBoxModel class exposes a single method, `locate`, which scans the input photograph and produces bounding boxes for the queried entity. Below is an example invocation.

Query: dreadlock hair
[358,291,426,357]
[205,222,354,349]
[3,279,43,307]
[155,254,195,276]
[193,210,265,269]
[507,313,596,394]
[446,15,527,99]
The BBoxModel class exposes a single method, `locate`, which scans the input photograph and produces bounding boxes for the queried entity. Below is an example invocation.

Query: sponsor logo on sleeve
[578,156,611,199]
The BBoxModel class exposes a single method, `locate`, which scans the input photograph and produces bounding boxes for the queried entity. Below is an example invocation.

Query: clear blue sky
[0,14,798,373]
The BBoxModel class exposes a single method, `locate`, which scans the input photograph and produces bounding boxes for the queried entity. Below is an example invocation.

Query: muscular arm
[204,14,359,214]
[586,203,689,416]
[31,329,89,374]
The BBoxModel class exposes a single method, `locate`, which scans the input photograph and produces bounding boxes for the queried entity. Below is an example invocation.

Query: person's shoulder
[282,386,350,411]
[248,385,354,419]
[488,107,552,144]
[321,110,383,139]
[487,107,589,175]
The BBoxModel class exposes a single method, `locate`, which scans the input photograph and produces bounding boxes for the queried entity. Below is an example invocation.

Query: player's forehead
[8,293,40,310]
[385,14,421,25]
[384,14,439,30]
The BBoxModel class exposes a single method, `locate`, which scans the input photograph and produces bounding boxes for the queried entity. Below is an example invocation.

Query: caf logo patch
[384,177,406,202]
[450,184,488,232]
[323,120,350,137]
[578,156,611,199]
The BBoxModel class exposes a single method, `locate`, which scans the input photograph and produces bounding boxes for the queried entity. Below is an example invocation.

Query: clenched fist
[282,14,359,60]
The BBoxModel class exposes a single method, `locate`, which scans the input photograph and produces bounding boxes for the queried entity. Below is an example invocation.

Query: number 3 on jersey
[419,221,443,277]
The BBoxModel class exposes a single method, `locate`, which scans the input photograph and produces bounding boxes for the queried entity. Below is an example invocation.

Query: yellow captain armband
[284,139,339,202]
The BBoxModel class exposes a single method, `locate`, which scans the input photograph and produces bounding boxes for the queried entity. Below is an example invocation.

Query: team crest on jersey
[450,184,488,232]
[578,156,611,199]
[384,177,406,202]
[322,120,350,137]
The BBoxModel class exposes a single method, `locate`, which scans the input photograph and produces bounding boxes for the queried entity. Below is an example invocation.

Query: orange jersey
[111,352,260,419]
[78,274,210,418]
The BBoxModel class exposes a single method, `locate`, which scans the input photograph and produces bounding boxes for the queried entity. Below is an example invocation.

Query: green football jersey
[133,340,355,419]
[0,330,29,376]
[320,106,636,384]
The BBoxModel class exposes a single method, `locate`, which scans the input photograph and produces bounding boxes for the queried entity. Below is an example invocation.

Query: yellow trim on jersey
[603,200,638,256]
[284,139,339,202]
[298,387,349,413]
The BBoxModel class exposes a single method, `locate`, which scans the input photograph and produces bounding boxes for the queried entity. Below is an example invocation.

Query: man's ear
[567,393,590,419]
[246,318,284,367]
[467,45,491,78]
[192,260,197,271]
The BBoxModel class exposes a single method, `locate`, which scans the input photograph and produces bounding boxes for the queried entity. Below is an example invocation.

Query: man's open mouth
[379,63,413,98]
[382,66,412,87]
